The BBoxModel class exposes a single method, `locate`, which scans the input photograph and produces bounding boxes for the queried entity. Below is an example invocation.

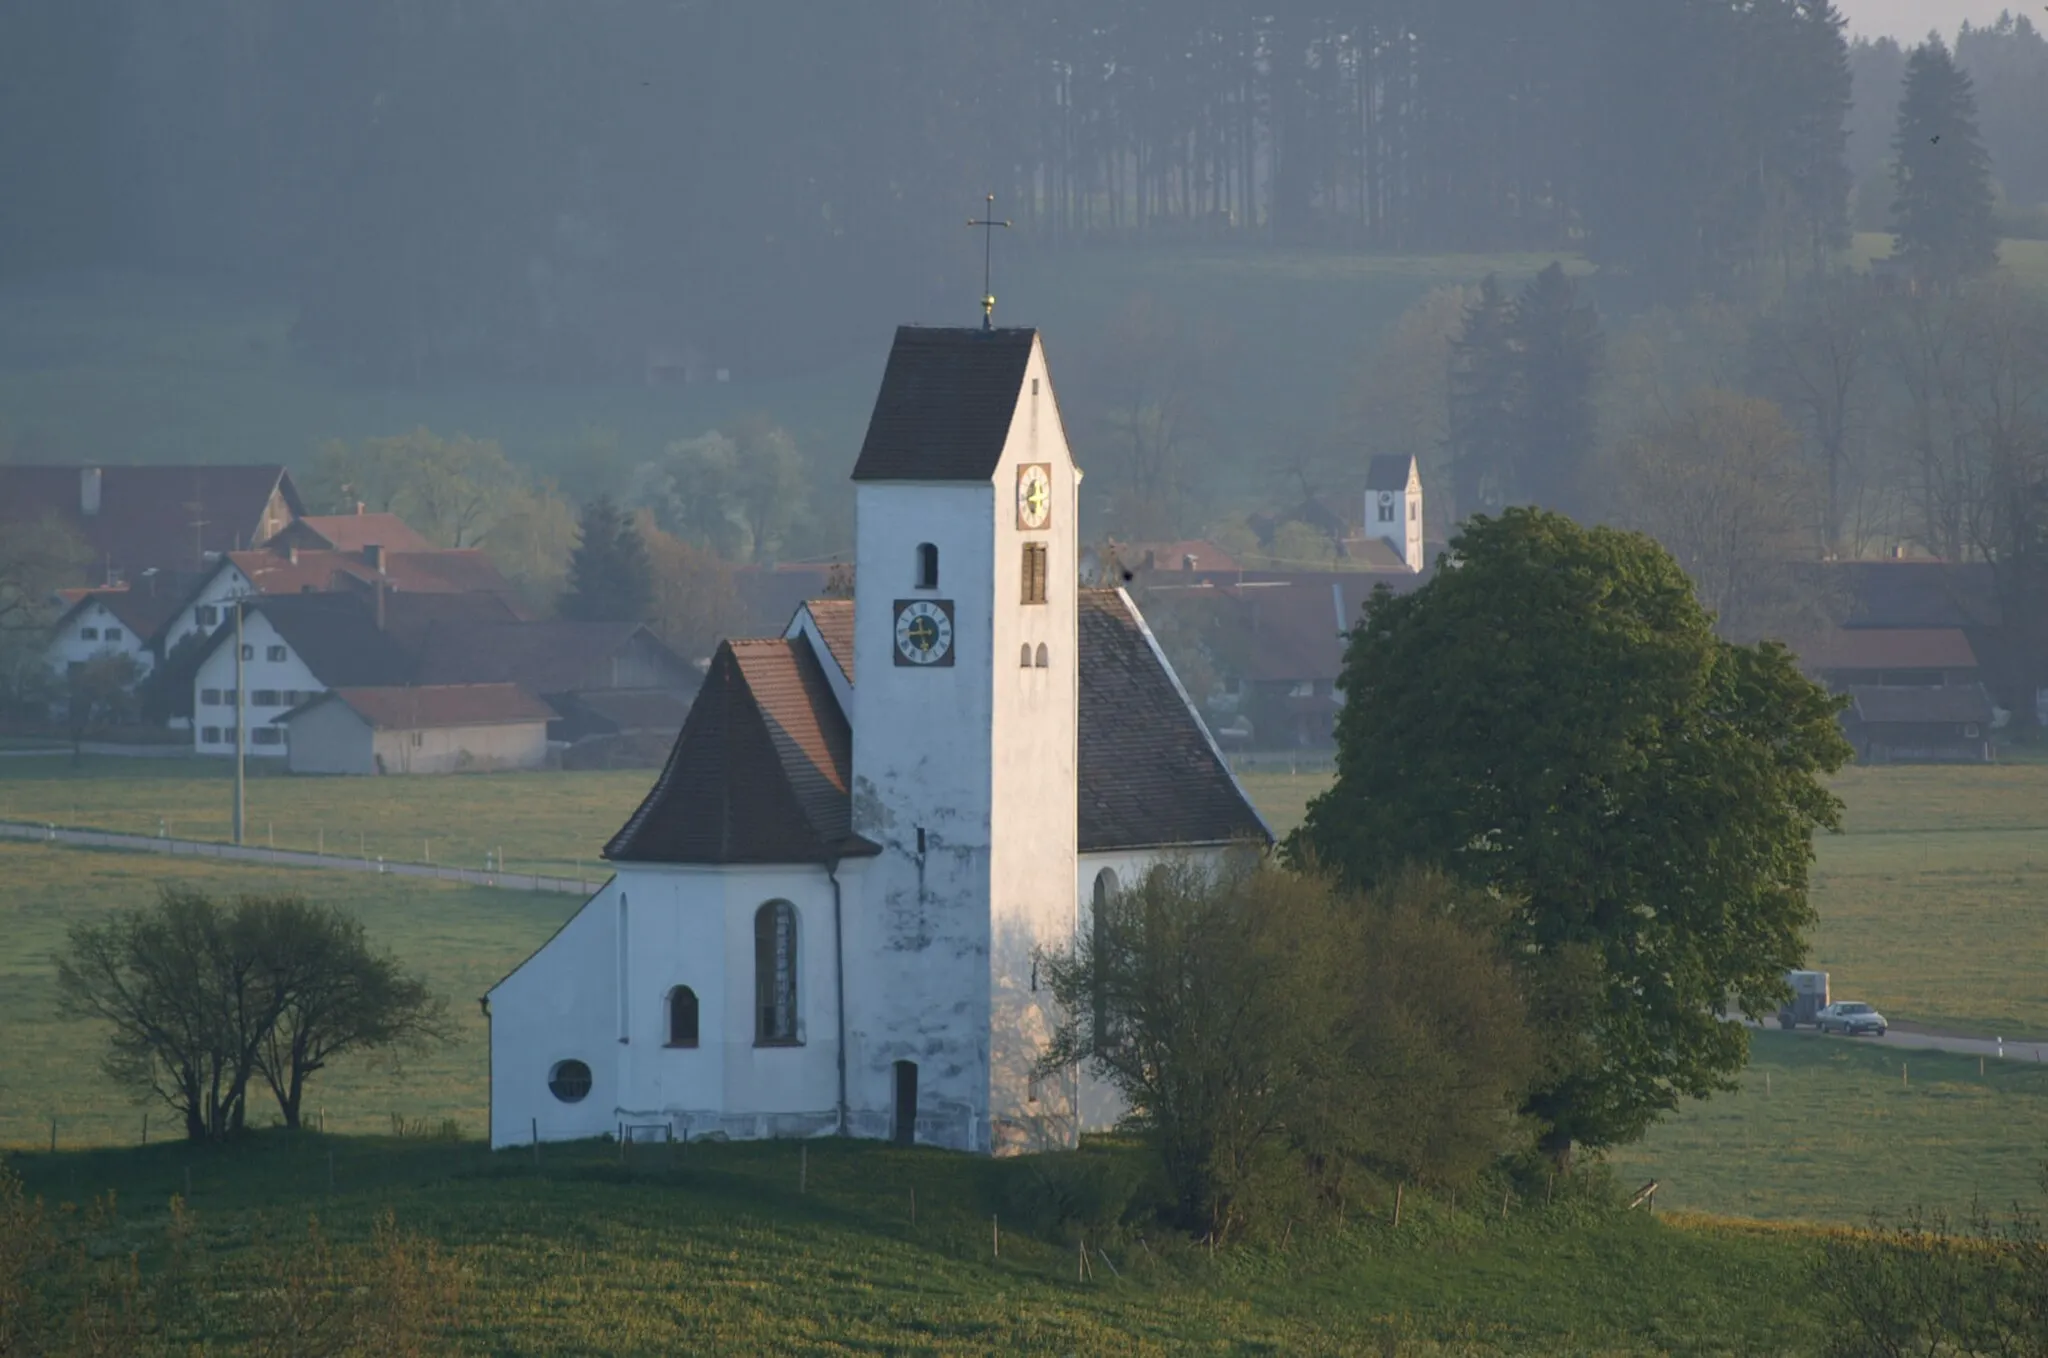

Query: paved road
[1748,1019,2048,1062]
[0,818,599,896]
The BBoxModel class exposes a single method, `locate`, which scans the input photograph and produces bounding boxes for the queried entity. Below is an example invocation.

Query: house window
[266,645,286,662]
[915,543,939,590]
[666,987,700,1047]
[103,628,122,642]
[755,901,799,1046]
[251,690,282,707]
[251,727,283,746]
[196,606,219,627]
[200,689,222,706]
[1022,542,1048,605]
[240,644,254,662]
[201,726,222,744]
[79,627,99,641]
[548,1059,593,1103]
[1965,724,1981,738]
[1035,643,1049,668]
[411,731,424,747]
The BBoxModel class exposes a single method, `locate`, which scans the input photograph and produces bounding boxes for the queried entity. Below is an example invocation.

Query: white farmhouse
[487,326,1269,1155]
[45,591,174,681]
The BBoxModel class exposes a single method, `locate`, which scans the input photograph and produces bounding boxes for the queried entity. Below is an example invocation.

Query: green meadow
[7,1131,1828,1356]
[5,762,2048,1353]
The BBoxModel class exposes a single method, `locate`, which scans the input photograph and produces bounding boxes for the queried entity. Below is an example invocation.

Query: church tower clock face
[1016,464,1052,531]
[892,599,956,667]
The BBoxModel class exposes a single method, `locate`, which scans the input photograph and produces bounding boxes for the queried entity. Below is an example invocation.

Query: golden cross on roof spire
[966,193,1012,331]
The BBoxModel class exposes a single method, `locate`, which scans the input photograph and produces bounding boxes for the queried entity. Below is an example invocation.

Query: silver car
[1817,1001,1887,1037]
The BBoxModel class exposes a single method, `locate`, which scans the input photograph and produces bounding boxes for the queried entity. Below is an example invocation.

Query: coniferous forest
[0,0,1981,382]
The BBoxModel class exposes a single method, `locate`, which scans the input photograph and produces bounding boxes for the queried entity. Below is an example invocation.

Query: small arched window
[915,543,939,590]
[755,901,800,1046]
[1019,643,1033,668]
[1034,643,1049,668]
[666,986,699,1048]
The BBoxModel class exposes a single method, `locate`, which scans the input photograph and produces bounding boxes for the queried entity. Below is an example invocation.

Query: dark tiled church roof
[1077,590,1270,851]
[850,327,1038,482]
[605,634,876,865]
[1366,454,1415,491]
[605,590,1269,864]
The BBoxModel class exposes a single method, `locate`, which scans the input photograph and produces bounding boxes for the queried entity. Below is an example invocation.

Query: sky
[1837,0,2019,41]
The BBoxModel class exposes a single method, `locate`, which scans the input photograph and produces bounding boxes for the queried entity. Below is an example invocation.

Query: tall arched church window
[755,901,800,1045]
[1020,643,1033,668]
[1034,643,1049,668]
[666,986,700,1048]
[1091,870,1119,1053]
[915,543,939,590]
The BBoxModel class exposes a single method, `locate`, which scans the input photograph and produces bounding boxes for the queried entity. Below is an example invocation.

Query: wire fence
[0,819,599,896]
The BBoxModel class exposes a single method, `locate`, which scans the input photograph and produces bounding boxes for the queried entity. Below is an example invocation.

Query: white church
[487,325,1271,1155]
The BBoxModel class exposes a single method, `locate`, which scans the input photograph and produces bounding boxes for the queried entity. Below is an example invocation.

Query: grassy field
[7,761,2048,1228]
[0,843,560,1149]
[1613,1031,2048,1223]
[1241,762,2048,1038]
[0,756,649,880]
[7,1132,1826,1355]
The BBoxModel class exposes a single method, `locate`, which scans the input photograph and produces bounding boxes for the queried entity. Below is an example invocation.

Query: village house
[277,684,556,775]
[44,588,182,682]
[0,464,302,586]
[487,324,1269,1156]
[183,590,692,763]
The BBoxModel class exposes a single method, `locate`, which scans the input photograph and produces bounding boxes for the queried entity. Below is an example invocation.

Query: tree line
[0,0,1864,380]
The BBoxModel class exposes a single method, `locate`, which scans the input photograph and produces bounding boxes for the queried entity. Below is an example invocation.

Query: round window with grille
[547,1059,592,1103]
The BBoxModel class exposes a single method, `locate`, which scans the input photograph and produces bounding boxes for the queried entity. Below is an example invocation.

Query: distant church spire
[966,193,1011,330]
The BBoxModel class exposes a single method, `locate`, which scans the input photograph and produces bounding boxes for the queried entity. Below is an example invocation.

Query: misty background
[1,1,2045,584]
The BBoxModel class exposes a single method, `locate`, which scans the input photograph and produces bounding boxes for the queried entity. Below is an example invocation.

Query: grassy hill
[7,1132,1826,1355]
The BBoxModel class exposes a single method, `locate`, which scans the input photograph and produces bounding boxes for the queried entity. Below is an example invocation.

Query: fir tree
[1890,41,1999,283]
[1509,264,1603,517]
[560,495,654,623]
[1445,275,1519,519]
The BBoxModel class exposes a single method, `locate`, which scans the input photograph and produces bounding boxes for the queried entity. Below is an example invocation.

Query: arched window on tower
[1091,870,1120,1054]
[755,901,800,1046]
[1035,643,1049,668]
[1020,643,1033,668]
[666,986,699,1048]
[915,543,939,589]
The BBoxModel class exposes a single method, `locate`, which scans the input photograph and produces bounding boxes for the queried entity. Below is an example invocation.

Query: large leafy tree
[1290,509,1851,1164]
[1890,40,1999,284]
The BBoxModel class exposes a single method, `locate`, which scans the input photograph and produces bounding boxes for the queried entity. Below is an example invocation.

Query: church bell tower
[843,325,1081,1153]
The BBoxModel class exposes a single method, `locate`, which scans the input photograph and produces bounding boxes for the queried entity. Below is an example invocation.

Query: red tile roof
[301,684,556,731]
[269,513,434,554]
[1795,628,1978,672]
[1121,540,1240,572]
[0,464,301,578]
[223,547,519,602]
[605,634,873,864]
[799,599,855,683]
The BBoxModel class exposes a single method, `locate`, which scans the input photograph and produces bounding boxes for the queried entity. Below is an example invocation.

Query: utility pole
[232,599,245,846]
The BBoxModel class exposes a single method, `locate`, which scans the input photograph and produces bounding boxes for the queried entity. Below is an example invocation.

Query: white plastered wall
[490,864,847,1148]
[985,336,1081,1154]
[846,480,998,1151]
[189,610,323,757]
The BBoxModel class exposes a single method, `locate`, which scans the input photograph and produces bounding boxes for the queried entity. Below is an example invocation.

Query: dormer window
[915,543,939,590]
